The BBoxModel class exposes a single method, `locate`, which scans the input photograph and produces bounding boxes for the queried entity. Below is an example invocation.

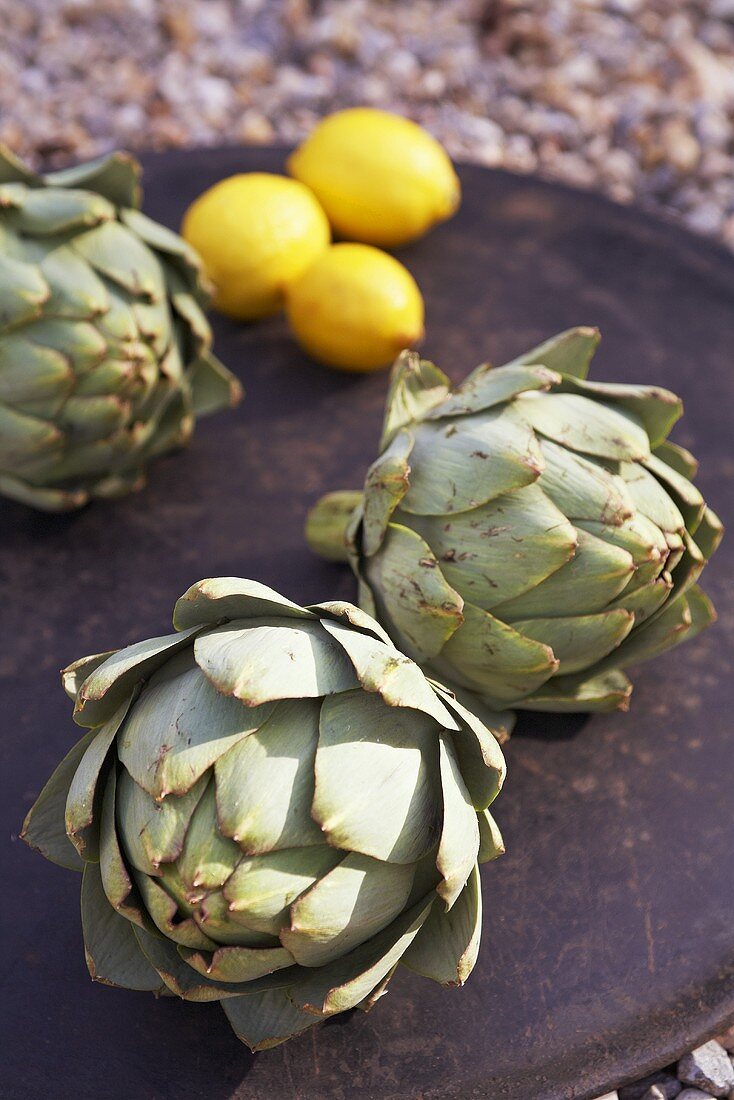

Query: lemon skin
[285,243,425,373]
[182,173,330,321]
[287,108,461,248]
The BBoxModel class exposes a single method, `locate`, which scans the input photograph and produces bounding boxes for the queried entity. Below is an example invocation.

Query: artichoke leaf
[0,402,61,471]
[0,143,40,186]
[178,942,295,984]
[20,728,98,870]
[214,699,324,853]
[65,700,130,860]
[0,252,48,327]
[512,607,634,674]
[6,186,114,236]
[436,732,479,909]
[308,600,393,647]
[319,616,459,729]
[0,473,87,511]
[404,483,577,612]
[608,576,671,624]
[402,863,481,985]
[72,220,166,302]
[133,924,301,1001]
[133,869,216,950]
[652,439,698,481]
[492,526,634,621]
[81,862,166,992]
[98,767,144,920]
[402,403,543,515]
[40,245,110,318]
[431,686,506,810]
[436,601,557,704]
[558,375,682,447]
[362,428,413,556]
[187,352,243,416]
[313,690,441,864]
[536,439,634,526]
[478,809,505,863]
[0,333,73,408]
[118,651,275,799]
[59,393,131,442]
[176,780,242,892]
[498,325,600,379]
[281,853,416,967]
[193,891,282,946]
[195,619,358,707]
[121,208,203,270]
[116,768,208,874]
[690,506,723,562]
[620,461,686,535]
[223,987,321,1050]
[598,586,715,672]
[360,963,399,1012]
[288,894,436,1017]
[430,681,515,745]
[363,522,464,663]
[224,848,343,935]
[173,576,318,630]
[44,150,141,209]
[426,363,560,419]
[643,452,706,532]
[519,668,632,712]
[520,391,650,461]
[72,626,201,728]
[379,349,450,451]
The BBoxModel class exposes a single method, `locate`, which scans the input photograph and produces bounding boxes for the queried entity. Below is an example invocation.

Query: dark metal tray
[2,146,732,1100]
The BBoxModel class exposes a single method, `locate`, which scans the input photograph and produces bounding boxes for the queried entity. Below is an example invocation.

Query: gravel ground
[1,1,732,1095]
[2,0,734,247]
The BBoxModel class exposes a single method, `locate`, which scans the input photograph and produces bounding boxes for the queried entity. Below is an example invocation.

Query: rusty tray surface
[1,146,733,1100]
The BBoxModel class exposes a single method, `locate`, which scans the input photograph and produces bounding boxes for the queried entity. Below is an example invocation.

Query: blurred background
[2,0,734,247]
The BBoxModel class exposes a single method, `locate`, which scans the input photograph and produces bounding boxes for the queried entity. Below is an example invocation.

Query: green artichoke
[22,577,506,1050]
[0,146,241,510]
[306,328,722,718]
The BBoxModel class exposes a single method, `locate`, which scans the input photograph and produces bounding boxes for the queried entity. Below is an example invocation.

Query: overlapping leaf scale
[214,698,324,852]
[401,403,544,515]
[312,689,442,863]
[401,864,482,985]
[194,618,358,706]
[363,522,465,663]
[402,484,577,612]
[433,600,558,705]
[72,627,201,727]
[117,650,275,799]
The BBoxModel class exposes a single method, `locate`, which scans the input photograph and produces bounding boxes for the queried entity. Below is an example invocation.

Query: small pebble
[641,1082,683,1100]
[622,1071,681,1100]
[678,1042,734,1098]
[1,0,732,252]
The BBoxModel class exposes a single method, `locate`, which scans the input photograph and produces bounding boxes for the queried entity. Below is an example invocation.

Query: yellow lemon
[287,108,460,247]
[181,173,330,321]
[285,243,425,372]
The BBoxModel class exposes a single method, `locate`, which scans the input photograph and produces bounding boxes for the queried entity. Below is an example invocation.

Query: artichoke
[306,328,723,717]
[22,578,506,1050]
[0,146,241,510]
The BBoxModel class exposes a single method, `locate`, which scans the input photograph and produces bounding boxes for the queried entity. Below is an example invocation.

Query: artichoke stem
[306,490,363,562]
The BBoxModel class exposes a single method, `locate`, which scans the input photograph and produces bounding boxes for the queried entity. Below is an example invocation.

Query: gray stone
[621,1072,680,1100]
[641,1078,682,1100]
[678,1042,734,1098]
[677,1091,716,1100]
